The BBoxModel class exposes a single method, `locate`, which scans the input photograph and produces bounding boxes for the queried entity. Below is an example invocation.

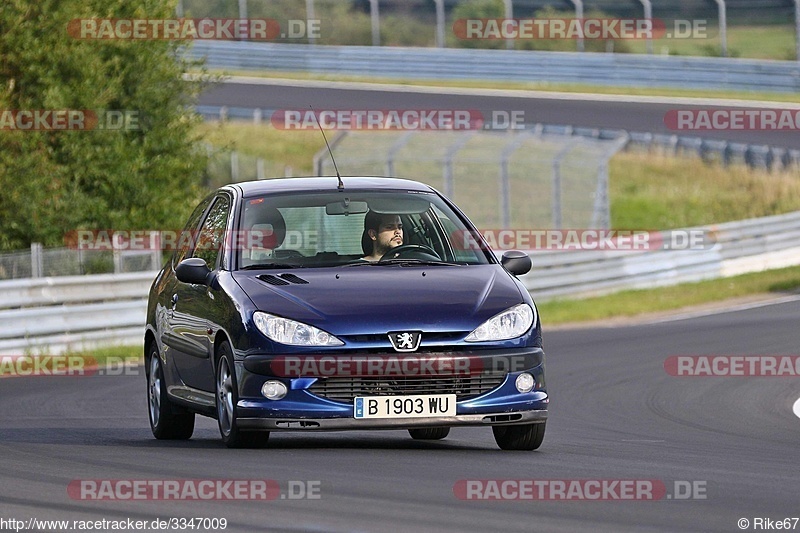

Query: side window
[192,196,231,270]
[174,195,214,265]
[433,205,481,263]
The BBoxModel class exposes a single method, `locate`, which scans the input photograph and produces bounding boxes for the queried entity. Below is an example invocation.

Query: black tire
[216,341,270,449]
[492,422,546,451]
[408,427,450,440]
[147,343,195,440]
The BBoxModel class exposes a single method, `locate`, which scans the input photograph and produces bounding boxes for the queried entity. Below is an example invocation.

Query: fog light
[261,380,287,400]
[515,373,535,393]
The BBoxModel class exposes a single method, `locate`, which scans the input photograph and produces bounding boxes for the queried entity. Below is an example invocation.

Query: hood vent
[258,273,309,286]
[279,273,309,285]
[258,275,290,286]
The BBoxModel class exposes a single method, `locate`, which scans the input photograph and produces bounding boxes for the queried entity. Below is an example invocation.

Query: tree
[0,0,207,250]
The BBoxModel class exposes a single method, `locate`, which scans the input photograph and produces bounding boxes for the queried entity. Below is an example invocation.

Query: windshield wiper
[391,259,465,266]
[241,263,302,270]
[343,259,464,267]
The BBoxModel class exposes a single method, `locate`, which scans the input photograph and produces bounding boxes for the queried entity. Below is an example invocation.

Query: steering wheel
[380,244,441,262]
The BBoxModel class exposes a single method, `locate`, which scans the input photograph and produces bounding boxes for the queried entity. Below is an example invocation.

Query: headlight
[465,303,536,342]
[253,312,344,346]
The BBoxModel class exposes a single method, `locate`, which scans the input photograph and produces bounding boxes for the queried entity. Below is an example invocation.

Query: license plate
[354,394,456,419]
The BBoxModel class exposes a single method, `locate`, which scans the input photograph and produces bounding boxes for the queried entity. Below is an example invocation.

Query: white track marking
[644,294,800,325]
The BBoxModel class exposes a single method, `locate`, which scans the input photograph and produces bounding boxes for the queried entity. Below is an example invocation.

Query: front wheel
[216,341,270,449]
[492,422,545,451]
[147,344,194,440]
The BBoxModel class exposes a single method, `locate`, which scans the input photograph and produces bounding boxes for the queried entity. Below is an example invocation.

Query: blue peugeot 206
[144,176,548,450]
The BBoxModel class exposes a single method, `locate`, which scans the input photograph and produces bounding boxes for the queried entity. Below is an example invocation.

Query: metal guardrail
[0,272,154,309]
[3,211,800,353]
[522,211,800,299]
[626,132,800,171]
[187,42,800,93]
[0,272,154,353]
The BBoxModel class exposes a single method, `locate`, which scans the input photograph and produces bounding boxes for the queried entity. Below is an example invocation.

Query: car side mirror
[175,257,213,285]
[501,250,532,276]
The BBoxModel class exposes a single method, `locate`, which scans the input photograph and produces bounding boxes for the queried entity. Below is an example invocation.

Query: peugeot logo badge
[388,331,422,352]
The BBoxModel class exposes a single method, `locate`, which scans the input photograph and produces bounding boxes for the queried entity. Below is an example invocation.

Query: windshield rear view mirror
[325,200,369,216]
[368,197,431,215]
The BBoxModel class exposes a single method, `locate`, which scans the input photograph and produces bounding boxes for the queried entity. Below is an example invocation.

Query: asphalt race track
[2,79,798,533]
[199,79,800,150]
[2,299,799,532]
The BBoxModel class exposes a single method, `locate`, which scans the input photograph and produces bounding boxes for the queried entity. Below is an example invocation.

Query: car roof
[226,176,437,198]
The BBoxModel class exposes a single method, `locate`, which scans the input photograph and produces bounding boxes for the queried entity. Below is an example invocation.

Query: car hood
[232,265,524,335]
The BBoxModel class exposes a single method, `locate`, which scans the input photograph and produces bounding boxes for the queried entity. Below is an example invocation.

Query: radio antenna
[309,105,343,191]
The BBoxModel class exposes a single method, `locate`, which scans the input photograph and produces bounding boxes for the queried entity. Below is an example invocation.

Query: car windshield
[236,189,492,269]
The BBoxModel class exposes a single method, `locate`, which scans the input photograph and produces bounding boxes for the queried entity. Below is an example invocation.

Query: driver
[361,211,403,262]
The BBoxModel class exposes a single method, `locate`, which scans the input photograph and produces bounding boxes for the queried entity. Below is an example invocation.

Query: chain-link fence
[0,243,162,281]
[204,142,293,188]
[176,0,800,59]
[313,129,627,230]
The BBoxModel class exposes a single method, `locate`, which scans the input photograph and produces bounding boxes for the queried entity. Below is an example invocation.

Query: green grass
[724,25,797,60]
[196,67,800,104]
[77,344,142,365]
[610,152,800,229]
[625,24,797,60]
[199,122,320,176]
[538,264,800,324]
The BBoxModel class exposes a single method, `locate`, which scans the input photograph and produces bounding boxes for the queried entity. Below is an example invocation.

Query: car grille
[309,373,507,404]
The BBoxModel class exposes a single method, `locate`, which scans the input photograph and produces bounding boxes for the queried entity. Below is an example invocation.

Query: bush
[0,0,208,250]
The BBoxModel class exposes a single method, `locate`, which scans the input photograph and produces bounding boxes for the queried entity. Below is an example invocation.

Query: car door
[167,194,231,392]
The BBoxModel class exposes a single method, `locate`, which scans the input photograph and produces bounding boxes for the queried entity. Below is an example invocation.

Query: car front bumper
[236,407,547,431]
[234,351,549,431]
